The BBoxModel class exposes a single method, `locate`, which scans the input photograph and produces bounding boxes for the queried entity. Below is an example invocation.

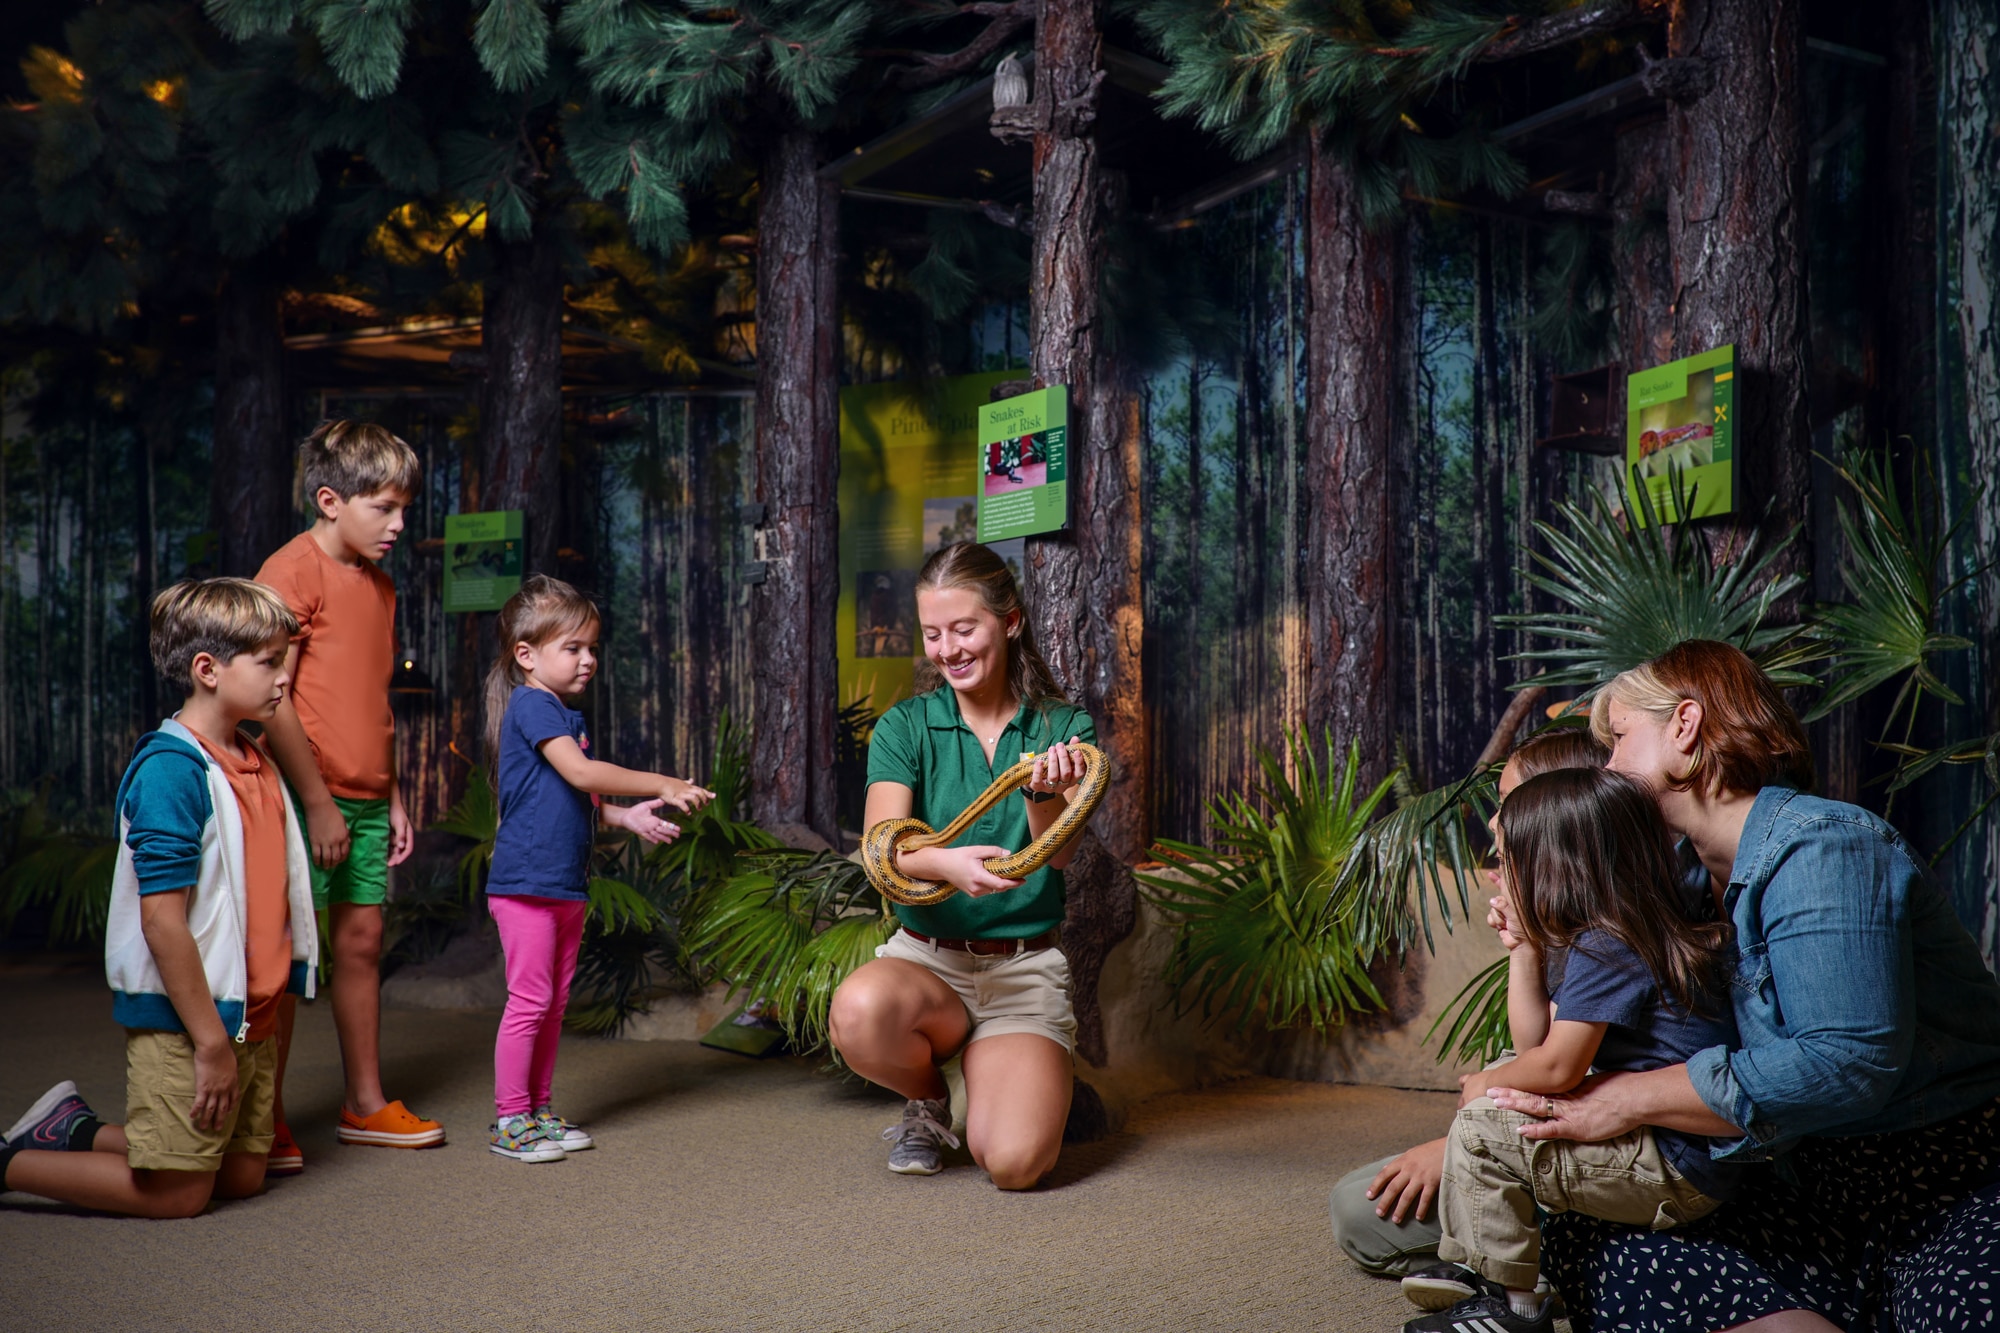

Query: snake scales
[860,742,1109,907]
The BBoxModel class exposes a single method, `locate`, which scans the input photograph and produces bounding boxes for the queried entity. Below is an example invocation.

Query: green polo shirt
[865,688,1096,940]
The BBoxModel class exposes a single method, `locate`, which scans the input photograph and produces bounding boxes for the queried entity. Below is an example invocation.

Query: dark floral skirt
[1542,1098,2000,1332]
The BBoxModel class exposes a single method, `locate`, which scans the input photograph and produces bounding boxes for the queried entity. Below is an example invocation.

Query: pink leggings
[488,894,589,1119]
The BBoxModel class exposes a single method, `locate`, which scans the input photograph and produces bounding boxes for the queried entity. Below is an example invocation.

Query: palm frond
[1498,466,1812,693]
[1424,955,1510,1066]
[0,784,117,947]
[1137,730,1402,1035]
[428,766,498,902]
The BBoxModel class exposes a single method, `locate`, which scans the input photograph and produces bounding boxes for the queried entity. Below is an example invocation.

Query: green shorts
[295,794,392,910]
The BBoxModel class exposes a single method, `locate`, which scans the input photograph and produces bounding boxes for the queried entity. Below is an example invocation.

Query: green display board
[975,385,1069,542]
[442,510,524,612]
[1626,345,1736,524]
[838,371,1022,722]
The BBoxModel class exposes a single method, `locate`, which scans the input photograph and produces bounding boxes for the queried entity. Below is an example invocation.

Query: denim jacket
[1687,788,2000,1161]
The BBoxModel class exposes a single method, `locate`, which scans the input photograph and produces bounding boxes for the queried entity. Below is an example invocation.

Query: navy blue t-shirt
[486,685,593,901]
[1552,929,1741,1199]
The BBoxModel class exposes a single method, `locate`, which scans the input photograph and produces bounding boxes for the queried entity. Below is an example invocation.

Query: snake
[860,742,1110,907]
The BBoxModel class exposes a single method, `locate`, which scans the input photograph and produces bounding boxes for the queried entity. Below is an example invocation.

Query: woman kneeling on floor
[828,542,1094,1190]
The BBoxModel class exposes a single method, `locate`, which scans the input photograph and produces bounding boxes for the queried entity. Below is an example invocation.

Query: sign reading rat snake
[860,743,1109,907]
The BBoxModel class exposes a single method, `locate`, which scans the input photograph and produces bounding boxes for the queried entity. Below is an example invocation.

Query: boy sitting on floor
[0,579,316,1217]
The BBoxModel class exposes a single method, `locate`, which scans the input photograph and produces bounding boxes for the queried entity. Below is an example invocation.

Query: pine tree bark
[1612,116,1674,381]
[1665,0,1810,578]
[478,230,565,578]
[212,263,291,577]
[1303,137,1399,783]
[749,128,840,843]
[1021,0,1146,1073]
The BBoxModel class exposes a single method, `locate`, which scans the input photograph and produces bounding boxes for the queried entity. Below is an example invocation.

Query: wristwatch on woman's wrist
[1024,787,1061,803]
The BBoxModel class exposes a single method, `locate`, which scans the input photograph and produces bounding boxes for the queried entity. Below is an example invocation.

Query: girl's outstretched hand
[658,777,716,813]
[605,799,681,845]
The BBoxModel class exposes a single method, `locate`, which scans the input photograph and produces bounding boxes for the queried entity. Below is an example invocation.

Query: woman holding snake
[828,542,1095,1189]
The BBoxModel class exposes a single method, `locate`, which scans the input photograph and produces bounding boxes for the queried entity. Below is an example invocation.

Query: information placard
[442,510,524,613]
[975,385,1069,542]
[1626,345,1736,524]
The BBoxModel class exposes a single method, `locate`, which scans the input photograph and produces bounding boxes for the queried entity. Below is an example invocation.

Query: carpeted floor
[2,958,1455,1332]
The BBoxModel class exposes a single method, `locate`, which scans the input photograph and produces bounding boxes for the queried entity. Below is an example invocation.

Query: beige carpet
[2,958,1455,1332]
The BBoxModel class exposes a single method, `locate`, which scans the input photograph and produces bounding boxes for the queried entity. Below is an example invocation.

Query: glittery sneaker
[531,1107,593,1152]
[489,1114,567,1163]
[882,1097,959,1176]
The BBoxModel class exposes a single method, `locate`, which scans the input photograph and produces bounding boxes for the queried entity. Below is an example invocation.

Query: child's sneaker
[1402,1263,1554,1313]
[531,1107,593,1152]
[4,1081,100,1152]
[336,1099,446,1148]
[267,1121,304,1176]
[1403,1291,1556,1333]
[490,1114,567,1163]
[881,1097,959,1176]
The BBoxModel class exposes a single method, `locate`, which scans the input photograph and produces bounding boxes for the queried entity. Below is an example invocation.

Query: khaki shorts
[124,1030,277,1172]
[876,928,1078,1052]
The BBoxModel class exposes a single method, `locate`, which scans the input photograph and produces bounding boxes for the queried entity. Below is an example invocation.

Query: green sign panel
[1626,344,1736,524]
[975,385,1069,542]
[442,510,524,612]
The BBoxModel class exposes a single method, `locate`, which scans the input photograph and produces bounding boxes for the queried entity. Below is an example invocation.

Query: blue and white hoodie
[104,718,318,1038]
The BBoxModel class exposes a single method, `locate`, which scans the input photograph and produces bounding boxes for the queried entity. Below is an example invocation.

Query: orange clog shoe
[335,1099,446,1148]
[267,1120,305,1175]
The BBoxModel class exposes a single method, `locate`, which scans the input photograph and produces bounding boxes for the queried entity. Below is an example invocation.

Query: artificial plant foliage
[1140,731,1402,1034]
[1498,468,1816,693]
[0,784,118,948]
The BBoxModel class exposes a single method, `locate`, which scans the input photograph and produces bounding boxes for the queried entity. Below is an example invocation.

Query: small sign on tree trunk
[976,385,1070,542]
[1627,345,1737,524]
[442,510,524,612]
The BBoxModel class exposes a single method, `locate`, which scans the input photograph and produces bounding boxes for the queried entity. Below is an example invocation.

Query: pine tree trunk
[1022,0,1146,1073]
[37,435,52,772]
[0,428,9,788]
[1612,116,1674,380]
[749,128,840,843]
[133,420,160,729]
[1303,137,1399,782]
[1666,0,1810,579]
[81,417,96,804]
[478,230,565,578]
[213,263,291,577]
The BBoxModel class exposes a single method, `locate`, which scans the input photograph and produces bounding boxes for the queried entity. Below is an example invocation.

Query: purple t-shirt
[486,685,592,901]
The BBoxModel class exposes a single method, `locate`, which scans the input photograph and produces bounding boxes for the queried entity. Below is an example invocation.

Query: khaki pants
[1438,1096,1721,1291]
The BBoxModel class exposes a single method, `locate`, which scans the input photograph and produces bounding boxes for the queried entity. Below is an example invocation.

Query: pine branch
[875,0,1034,89]
[1366,0,1664,65]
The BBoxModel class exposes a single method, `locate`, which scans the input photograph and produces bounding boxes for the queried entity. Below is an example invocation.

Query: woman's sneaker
[882,1097,959,1176]
[531,1107,593,1152]
[489,1114,568,1163]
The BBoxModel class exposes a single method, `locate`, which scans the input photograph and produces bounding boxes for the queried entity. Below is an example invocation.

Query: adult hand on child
[1490,1073,1637,1144]
[191,1039,241,1132]
[657,777,716,814]
[1365,1137,1446,1223]
[606,798,680,846]
[305,799,352,870]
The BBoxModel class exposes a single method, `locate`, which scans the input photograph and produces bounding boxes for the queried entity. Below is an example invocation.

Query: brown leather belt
[900,927,1060,957]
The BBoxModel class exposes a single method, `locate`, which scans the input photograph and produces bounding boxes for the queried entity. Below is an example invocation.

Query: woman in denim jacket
[1482,639,2000,1333]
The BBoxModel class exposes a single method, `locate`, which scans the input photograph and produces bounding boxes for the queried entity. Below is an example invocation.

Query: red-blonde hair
[1591,640,1815,796]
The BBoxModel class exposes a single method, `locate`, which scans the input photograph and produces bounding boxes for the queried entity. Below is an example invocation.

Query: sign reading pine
[442,509,525,613]
[976,385,1070,542]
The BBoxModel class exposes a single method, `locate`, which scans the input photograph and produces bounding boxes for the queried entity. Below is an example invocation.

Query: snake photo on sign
[860,743,1110,906]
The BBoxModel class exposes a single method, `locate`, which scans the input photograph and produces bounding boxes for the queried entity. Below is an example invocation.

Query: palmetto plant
[1499,469,1817,691]
[678,849,895,1056]
[0,784,117,948]
[1138,731,1487,1035]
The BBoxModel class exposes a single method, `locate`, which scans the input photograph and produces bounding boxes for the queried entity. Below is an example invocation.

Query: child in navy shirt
[1407,766,1740,1333]
[479,576,713,1162]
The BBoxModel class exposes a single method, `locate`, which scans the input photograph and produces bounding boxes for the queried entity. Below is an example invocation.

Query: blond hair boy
[257,421,443,1161]
[0,580,316,1215]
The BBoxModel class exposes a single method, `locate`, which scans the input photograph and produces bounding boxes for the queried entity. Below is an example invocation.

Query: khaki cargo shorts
[876,929,1078,1052]
[124,1029,277,1172]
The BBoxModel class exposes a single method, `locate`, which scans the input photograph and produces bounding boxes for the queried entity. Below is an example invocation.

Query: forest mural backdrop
[4,0,2000,979]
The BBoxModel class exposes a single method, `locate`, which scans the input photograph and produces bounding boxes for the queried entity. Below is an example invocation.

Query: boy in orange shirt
[0,580,314,1216]
[257,421,443,1162]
